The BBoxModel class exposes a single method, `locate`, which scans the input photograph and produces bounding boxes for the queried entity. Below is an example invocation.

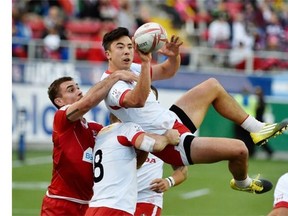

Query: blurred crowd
[12,0,288,70]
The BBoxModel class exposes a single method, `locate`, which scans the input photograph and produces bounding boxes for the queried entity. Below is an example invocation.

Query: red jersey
[47,105,103,203]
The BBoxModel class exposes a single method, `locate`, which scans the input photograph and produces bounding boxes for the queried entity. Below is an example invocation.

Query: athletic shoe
[230,175,273,194]
[250,119,288,146]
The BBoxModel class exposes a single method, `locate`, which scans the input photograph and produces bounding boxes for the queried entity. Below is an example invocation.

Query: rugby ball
[134,22,168,53]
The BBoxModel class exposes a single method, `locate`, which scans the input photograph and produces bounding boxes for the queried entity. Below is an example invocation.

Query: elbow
[135,99,146,107]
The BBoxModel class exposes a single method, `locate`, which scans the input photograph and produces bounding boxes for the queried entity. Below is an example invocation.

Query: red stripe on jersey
[119,89,130,107]
[104,70,113,74]
[117,131,144,147]
[131,131,145,145]
[117,136,130,146]
[274,201,288,209]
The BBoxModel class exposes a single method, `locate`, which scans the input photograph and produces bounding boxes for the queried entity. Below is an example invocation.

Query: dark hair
[48,76,73,109]
[102,27,130,51]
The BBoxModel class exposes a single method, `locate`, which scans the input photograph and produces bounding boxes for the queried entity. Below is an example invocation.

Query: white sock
[235,176,252,188]
[241,115,265,133]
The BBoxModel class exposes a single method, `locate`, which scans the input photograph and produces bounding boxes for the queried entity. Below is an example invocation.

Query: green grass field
[12,150,287,216]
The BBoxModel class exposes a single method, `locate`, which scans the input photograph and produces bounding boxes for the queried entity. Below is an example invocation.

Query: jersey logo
[145,157,157,163]
[83,147,93,163]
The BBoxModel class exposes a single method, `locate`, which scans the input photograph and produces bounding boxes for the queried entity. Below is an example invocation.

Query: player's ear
[54,98,63,107]
[105,50,111,60]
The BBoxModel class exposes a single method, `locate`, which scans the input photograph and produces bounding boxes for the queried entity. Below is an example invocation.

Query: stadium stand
[12,0,288,72]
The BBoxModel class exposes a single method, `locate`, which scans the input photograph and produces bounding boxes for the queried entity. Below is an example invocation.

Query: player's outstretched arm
[66,70,137,121]
[134,129,180,152]
[121,39,152,108]
[151,35,183,81]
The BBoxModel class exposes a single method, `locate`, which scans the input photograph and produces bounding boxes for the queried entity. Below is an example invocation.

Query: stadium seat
[27,18,45,39]
[65,19,101,35]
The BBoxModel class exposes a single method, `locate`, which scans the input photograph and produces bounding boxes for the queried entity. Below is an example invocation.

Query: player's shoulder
[54,105,69,117]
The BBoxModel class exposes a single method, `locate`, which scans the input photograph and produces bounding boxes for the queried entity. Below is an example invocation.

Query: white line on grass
[12,156,52,168]
[180,188,210,199]
[12,182,49,190]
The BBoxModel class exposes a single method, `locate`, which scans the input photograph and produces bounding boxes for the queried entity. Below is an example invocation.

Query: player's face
[57,81,83,105]
[106,36,134,70]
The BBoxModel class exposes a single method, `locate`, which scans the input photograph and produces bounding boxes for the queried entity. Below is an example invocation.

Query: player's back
[89,122,140,214]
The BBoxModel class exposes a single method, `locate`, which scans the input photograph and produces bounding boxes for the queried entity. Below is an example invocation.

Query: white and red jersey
[101,63,194,166]
[101,63,179,135]
[46,105,103,203]
[89,122,145,215]
[137,153,164,208]
[273,173,288,209]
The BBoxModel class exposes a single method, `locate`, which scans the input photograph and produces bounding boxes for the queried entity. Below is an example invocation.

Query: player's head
[102,27,134,70]
[48,76,82,109]
[102,27,130,51]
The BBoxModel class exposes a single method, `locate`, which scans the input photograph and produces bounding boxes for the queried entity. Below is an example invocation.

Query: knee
[234,140,249,159]
[207,77,222,89]
[206,78,223,92]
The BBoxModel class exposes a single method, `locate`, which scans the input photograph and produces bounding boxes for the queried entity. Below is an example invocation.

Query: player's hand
[150,178,170,193]
[132,36,152,63]
[164,129,180,145]
[114,70,138,83]
[157,35,183,57]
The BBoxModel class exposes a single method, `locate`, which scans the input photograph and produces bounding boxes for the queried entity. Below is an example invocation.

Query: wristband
[166,176,175,187]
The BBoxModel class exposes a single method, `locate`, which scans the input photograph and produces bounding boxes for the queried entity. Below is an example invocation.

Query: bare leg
[190,137,249,180]
[174,78,249,129]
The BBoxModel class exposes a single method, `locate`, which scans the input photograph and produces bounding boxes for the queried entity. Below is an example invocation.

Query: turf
[12,150,287,216]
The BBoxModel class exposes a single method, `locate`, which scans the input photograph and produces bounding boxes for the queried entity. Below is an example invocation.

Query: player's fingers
[150,178,162,185]
[173,36,179,44]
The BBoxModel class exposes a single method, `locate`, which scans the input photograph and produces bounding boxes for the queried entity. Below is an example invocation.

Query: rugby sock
[241,115,265,133]
[235,176,252,188]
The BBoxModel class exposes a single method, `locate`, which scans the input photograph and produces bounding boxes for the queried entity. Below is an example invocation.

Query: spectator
[42,26,62,59]
[78,0,101,19]
[41,6,68,60]
[265,12,284,51]
[135,3,152,28]
[12,6,32,58]
[98,0,119,22]
[117,0,137,35]
[228,41,253,70]
[16,108,28,161]
[243,2,266,50]
[208,11,231,49]
[231,13,254,49]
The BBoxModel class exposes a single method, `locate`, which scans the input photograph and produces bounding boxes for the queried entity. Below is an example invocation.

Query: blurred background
[12,0,288,215]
